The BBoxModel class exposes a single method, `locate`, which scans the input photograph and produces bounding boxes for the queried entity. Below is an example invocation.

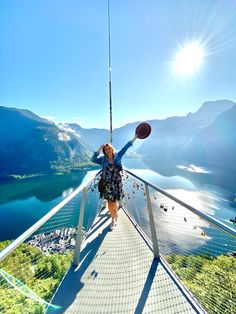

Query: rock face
[0,106,90,174]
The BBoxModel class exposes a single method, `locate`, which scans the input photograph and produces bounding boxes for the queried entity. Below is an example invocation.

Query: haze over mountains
[184,103,236,170]
[0,99,235,176]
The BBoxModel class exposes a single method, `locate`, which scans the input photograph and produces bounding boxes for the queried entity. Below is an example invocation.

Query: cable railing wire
[0,170,101,313]
[0,169,235,313]
[122,170,236,314]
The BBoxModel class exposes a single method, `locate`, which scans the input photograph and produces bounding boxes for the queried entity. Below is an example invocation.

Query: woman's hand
[131,134,138,143]
[97,144,104,153]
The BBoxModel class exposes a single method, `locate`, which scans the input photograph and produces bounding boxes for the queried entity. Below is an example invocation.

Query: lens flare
[173,42,205,76]
[0,268,61,310]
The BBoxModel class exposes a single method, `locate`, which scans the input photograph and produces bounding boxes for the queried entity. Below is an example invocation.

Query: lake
[123,158,236,227]
[0,171,87,241]
[0,161,235,241]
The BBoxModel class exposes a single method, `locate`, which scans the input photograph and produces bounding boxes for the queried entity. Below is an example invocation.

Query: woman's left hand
[132,134,138,143]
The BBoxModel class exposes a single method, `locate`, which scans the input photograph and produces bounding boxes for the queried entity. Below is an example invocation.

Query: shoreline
[0,164,99,185]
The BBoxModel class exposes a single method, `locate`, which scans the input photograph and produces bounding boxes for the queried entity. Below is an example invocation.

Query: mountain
[61,100,235,158]
[60,123,109,151]
[183,104,236,170]
[133,100,235,162]
[55,100,236,168]
[0,106,90,175]
[0,99,235,176]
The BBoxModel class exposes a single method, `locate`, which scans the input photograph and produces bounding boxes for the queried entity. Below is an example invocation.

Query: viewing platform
[0,170,235,314]
[48,207,201,313]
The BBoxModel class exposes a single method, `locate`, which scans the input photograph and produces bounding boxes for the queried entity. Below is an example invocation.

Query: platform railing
[0,168,235,314]
[0,170,101,314]
[122,169,236,314]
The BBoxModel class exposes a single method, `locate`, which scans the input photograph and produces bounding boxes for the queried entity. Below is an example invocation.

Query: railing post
[145,183,160,259]
[73,187,87,266]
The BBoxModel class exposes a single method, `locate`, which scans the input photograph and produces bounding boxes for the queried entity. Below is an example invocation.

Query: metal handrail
[0,170,101,263]
[0,167,234,314]
[124,169,236,238]
[1,167,234,264]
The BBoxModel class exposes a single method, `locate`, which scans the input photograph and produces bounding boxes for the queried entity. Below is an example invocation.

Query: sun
[173,42,205,76]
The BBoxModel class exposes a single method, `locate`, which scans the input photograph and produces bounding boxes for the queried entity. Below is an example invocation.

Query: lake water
[0,161,235,242]
[123,158,236,227]
[0,171,87,241]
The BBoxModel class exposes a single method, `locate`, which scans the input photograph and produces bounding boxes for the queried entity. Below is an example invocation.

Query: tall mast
[108,0,113,143]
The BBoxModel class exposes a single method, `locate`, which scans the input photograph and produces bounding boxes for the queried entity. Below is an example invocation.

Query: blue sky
[1,0,236,129]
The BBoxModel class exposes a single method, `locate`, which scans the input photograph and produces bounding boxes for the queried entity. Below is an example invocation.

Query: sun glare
[173,42,205,76]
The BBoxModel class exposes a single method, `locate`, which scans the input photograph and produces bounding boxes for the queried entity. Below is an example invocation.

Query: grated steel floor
[48,208,202,314]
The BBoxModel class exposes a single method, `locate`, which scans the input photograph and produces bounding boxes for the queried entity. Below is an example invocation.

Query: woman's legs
[107,200,118,228]
[107,200,117,219]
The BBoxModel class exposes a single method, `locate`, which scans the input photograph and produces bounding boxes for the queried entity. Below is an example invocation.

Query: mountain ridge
[0,99,235,175]
[183,103,236,170]
[0,106,91,175]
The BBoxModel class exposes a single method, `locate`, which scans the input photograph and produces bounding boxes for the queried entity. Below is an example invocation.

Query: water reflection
[62,188,74,198]
[0,171,87,205]
[0,171,87,241]
[143,157,236,193]
[153,198,211,254]
[124,168,196,190]
[124,158,236,227]
[123,169,235,257]
[166,189,216,216]
[177,164,210,174]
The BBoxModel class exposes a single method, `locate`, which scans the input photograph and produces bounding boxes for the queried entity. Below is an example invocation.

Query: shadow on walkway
[47,223,110,313]
[134,258,160,314]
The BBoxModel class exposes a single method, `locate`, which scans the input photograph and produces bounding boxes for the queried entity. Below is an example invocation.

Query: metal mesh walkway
[48,207,200,314]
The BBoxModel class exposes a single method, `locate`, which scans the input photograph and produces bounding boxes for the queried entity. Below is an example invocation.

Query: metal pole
[73,188,87,266]
[145,183,160,258]
[108,0,113,143]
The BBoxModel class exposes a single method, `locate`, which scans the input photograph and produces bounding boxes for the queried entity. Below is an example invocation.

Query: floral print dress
[101,163,124,201]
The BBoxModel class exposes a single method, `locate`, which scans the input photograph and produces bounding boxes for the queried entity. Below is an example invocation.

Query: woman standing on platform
[91,135,137,230]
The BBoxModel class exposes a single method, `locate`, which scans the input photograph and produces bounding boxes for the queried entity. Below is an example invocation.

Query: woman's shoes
[109,219,117,230]
[109,221,114,230]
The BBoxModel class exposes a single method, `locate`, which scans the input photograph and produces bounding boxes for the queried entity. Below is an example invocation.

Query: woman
[91,135,137,230]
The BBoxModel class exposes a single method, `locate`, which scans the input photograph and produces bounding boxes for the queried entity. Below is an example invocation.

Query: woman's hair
[102,143,115,156]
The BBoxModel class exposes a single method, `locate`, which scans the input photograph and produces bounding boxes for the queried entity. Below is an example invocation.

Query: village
[27,227,78,255]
